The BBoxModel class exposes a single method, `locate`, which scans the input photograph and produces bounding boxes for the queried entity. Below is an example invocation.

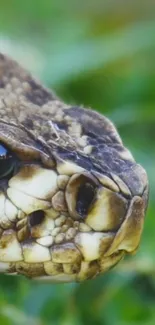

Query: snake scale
[0,53,148,282]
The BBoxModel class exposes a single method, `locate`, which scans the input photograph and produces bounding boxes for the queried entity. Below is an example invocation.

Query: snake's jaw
[0,53,149,282]
[0,159,148,282]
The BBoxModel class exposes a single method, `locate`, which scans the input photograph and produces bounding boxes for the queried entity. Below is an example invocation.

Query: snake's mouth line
[0,161,147,282]
[0,144,148,284]
[0,185,145,282]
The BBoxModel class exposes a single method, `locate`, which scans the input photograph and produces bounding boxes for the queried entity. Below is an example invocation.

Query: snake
[0,53,149,283]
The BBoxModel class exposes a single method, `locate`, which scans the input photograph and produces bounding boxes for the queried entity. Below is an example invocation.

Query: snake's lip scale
[0,53,149,283]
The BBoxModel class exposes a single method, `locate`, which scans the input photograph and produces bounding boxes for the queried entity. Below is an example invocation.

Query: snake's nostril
[28,210,45,227]
[76,182,97,218]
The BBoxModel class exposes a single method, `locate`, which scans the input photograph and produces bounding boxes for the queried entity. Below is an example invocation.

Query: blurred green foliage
[0,0,155,324]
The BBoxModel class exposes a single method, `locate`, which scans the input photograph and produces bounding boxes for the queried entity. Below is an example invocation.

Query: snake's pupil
[76,182,96,218]
[0,144,16,179]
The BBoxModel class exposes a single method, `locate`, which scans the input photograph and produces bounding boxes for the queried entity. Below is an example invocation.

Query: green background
[0,1,155,324]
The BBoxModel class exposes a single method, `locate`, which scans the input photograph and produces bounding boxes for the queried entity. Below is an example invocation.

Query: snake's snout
[116,163,148,199]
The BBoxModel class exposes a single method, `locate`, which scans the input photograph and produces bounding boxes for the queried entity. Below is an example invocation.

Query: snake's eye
[0,143,16,179]
[66,173,98,219]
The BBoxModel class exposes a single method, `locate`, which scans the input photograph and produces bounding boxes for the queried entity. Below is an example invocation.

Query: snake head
[0,53,149,282]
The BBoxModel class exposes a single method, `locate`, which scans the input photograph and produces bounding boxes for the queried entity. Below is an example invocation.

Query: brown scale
[0,53,149,282]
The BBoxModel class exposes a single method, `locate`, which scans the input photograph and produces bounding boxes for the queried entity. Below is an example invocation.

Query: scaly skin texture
[0,53,149,282]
